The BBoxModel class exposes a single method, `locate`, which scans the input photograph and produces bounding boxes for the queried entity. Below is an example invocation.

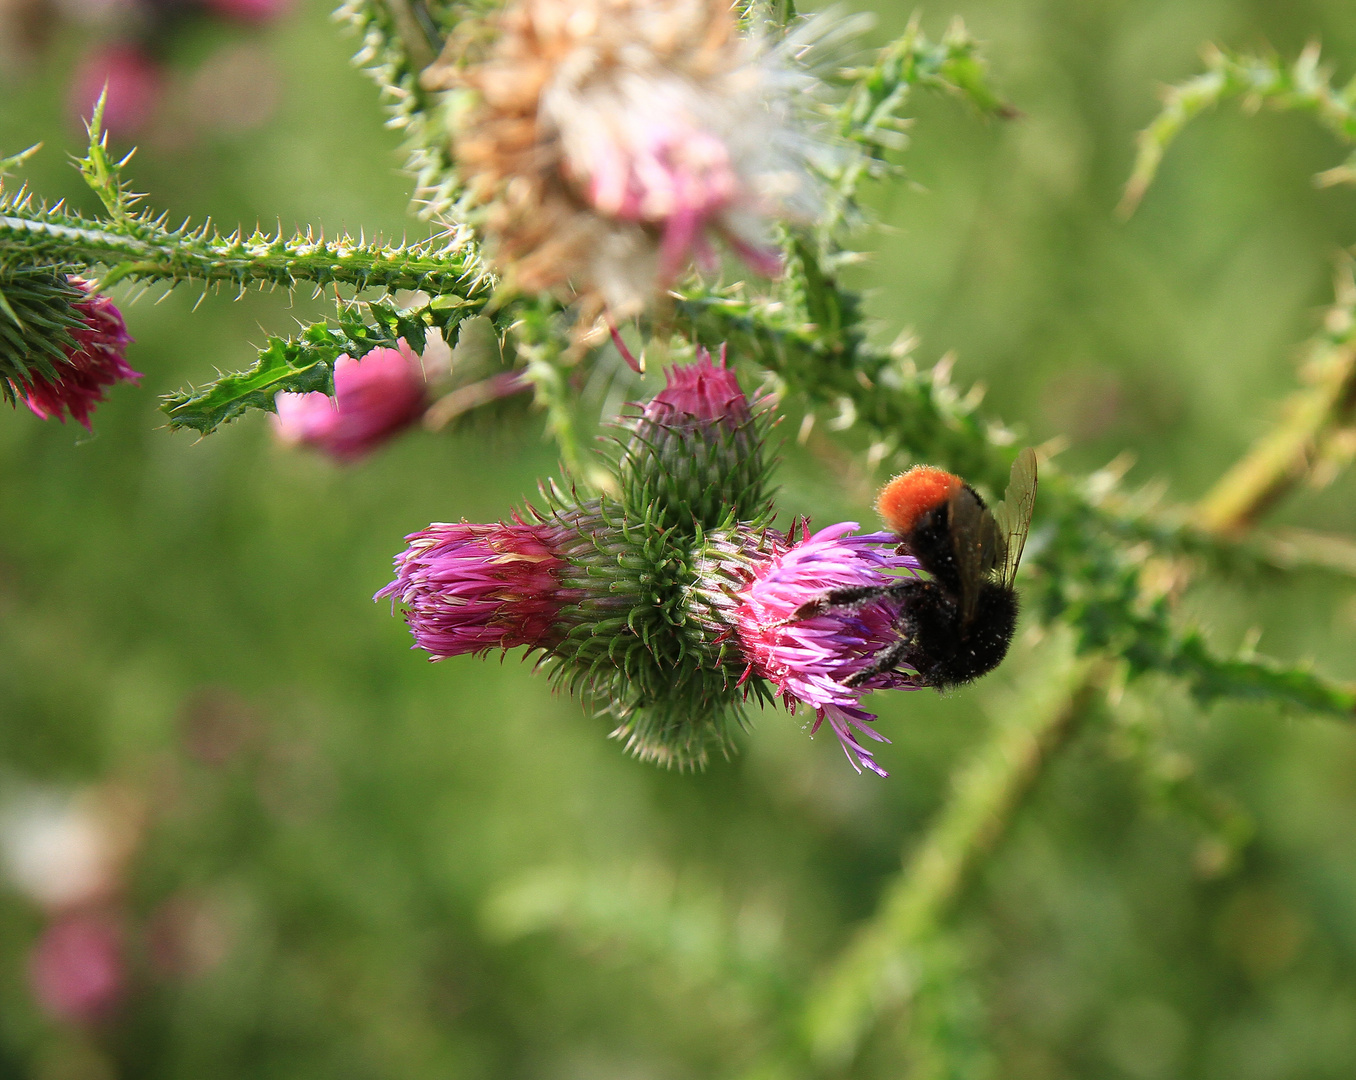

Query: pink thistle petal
[733,522,921,777]
[377,520,581,659]
[273,344,427,461]
[19,277,140,430]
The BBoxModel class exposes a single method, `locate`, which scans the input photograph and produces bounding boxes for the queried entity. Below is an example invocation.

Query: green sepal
[0,266,86,405]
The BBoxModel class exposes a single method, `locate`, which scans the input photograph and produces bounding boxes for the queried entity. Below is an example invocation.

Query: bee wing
[992,447,1038,589]
[949,488,1004,623]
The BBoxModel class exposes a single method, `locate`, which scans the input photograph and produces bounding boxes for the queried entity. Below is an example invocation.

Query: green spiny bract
[0,266,88,405]
[615,349,776,536]
[535,489,781,769]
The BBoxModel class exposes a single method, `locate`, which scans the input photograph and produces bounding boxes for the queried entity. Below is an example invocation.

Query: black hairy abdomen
[893,579,1018,690]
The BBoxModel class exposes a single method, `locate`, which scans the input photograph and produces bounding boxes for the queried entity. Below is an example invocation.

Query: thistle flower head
[376,518,582,659]
[432,0,824,315]
[17,277,140,430]
[379,347,919,776]
[732,521,921,776]
[273,343,427,461]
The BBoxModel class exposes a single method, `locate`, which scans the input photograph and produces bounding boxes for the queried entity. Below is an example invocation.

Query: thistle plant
[6,1,1356,1075]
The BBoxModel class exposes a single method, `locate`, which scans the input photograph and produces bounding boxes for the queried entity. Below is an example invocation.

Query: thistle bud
[10,276,140,430]
[273,343,427,461]
[430,0,823,315]
[618,345,770,531]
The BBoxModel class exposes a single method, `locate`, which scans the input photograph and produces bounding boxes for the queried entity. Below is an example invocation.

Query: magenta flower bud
[642,345,751,430]
[376,518,587,659]
[621,346,769,530]
[273,344,427,461]
[28,912,126,1026]
[732,521,921,777]
[20,277,140,430]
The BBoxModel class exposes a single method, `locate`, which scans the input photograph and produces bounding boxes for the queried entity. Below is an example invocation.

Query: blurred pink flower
[29,912,126,1025]
[203,0,290,21]
[427,0,822,315]
[18,277,140,430]
[272,345,427,461]
[69,44,163,134]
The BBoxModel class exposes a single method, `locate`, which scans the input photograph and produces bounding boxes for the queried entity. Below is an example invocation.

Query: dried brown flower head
[426,0,823,317]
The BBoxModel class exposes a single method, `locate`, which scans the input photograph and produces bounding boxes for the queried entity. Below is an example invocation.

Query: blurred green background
[4,0,1356,1077]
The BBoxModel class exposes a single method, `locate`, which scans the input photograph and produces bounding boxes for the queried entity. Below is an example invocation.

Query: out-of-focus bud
[427,0,824,316]
[146,892,232,980]
[14,276,140,430]
[273,343,428,461]
[69,44,163,135]
[29,912,126,1025]
[202,0,290,22]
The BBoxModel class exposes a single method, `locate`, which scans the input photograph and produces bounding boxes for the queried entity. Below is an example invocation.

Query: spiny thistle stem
[1195,261,1356,533]
[0,204,490,297]
[802,651,1110,1067]
[1121,42,1356,216]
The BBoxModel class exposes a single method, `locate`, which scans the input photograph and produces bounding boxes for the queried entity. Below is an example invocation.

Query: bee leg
[844,637,917,688]
[789,584,895,623]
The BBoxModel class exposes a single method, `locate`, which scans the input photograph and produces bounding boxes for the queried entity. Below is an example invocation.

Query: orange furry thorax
[875,466,963,536]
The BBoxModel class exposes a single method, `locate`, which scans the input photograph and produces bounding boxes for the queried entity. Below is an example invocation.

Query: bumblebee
[795,448,1038,689]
